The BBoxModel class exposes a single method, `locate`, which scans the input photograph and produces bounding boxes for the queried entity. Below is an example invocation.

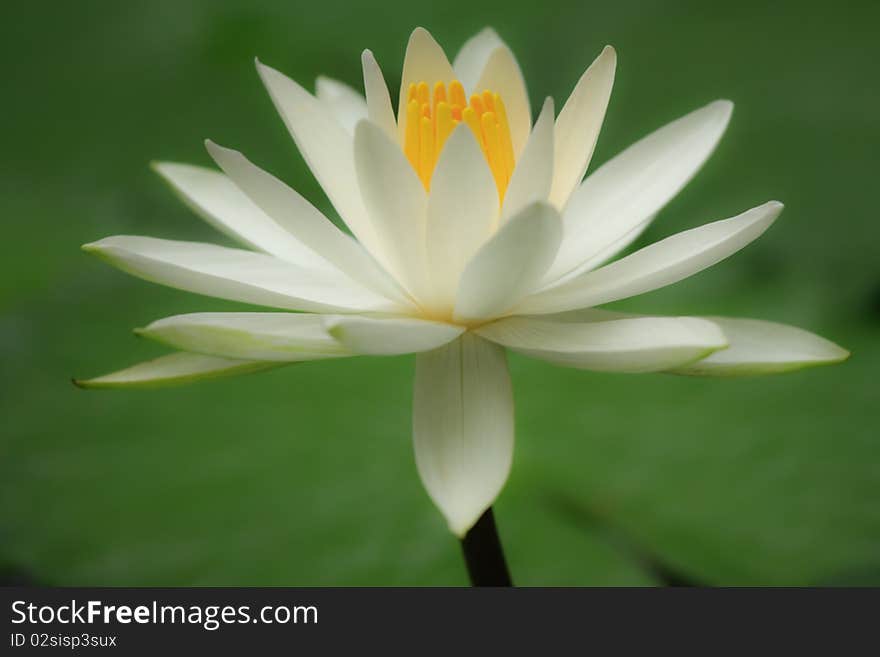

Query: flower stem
[460,507,512,587]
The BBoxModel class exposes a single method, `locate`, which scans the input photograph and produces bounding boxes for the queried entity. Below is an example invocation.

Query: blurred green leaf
[1,0,877,585]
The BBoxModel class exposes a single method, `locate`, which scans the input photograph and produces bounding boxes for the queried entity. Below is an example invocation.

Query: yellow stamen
[481,90,495,112]
[402,79,515,200]
[469,94,485,116]
[436,101,454,154]
[449,80,466,108]
[404,100,420,169]
[416,81,430,106]
[433,82,446,111]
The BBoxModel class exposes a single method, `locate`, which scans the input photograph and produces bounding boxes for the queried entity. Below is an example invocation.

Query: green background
[2,0,877,585]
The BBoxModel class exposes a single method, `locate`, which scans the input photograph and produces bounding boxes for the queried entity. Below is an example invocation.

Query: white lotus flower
[78,27,848,537]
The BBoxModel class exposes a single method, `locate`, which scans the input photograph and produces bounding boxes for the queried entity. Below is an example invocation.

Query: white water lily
[78,27,848,537]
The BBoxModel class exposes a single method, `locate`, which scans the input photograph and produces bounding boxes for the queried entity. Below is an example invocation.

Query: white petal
[83,236,399,313]
[425,126,499,311]
[255,60,382,257]
[361,50,398,142]
[205,141,409,306]
[325,316,464,355]
[152,162,330,269]
[474,46,531,157]
[354,121,430,301]
[546,100,733,282]
[670,317,850,376]
[476,315,727,372]
[452,27,504,94]
[413,334,513,536]
[501,97,555,222]
[397,27,456,142]
[454,202,562,323]
[519,201,782,315]
[315,76,368,134]
[74,352,279,389]
[549,46,617,209]
[137,312,348,362]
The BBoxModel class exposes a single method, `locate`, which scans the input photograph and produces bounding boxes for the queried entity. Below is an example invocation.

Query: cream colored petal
[137,312,348,362]
[315,75,368,134]
[425,126,499,311]
[361,49,398,142]
[518,201,782,315]
[74,352,280,389]
[83,236,399,314]
[255,60,383,258]
[545,100,733,283]
[501,97,555,222]
[452,27,504,93]
[549,46,616,209]
[205,141,410,306]
[354,121,431,302]
[670,317,850,376]
[413,334,513,537]
[397,27,456,142]
[325,315,464,355]
[152,162,331,270]
[454,202,562,323]
[476,315,727,372]
[474,46,531,157]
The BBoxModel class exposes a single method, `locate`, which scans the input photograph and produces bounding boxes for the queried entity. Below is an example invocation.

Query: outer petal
[205,141,409,305]
[354,121,430,301]
[474,46,531,157]
[518,201,782,315]
[137,313,349,362]
[397,28,456,142]
[425,126,499,311]
[501,97,555,222]
[361,50,398,142]
[152,162,331,269]
[325,316,464,355]
[83,236,399,314]
[452,27,504,93]
[545,100,733,282]
[454,202,562,323]
[670,317,850,376]
[549,46,617,209]
[413,334,513,537]
[476,315,727,372]
[74,352,279,389]
[255,60,382,258]
[315,76,368,134]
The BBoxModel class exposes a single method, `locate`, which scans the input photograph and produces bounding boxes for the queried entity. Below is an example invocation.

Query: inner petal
[403,79,515,201]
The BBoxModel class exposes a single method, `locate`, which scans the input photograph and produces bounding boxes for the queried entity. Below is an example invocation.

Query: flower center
[403,80,515,201]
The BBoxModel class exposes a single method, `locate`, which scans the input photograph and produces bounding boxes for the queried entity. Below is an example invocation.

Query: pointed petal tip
[203,139,230,159]
[709,98,734,119]
[71,377,86,389]
[830,344,851,362]
[762,199,785,219]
